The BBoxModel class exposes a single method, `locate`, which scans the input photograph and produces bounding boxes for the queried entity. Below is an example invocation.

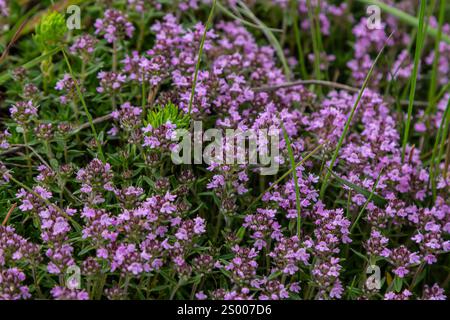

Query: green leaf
[236,226,246,240]
[393,276,403,292]
[267,271,282,280]
[49,159,59,170]
[145,102,190,129]
[349,248,369,262]
[401,0,428,161]
[33,11,68,52]
[327,168,388,207]
[0,47,60,85]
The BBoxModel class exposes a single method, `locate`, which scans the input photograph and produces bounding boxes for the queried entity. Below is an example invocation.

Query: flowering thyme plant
[0,0,449,300]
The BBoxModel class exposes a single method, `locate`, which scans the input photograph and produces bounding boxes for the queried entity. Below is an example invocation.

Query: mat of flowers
[0,0,449,300]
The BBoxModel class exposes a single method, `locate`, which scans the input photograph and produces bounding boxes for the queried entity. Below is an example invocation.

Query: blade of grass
[306,0,322,90]
[237,1,291,80]
[0,6,38,64]
[357,0,450,44]
[280,121,302,238]
[326,168,388,207]
[444,131,450,180]
[350,169,384,233]
[291,0,308,79]
[401,0,427,162]
[434,83,450,105]
[319,32,394,199]
[426,0,445,116]
[430,97,450,199]
[0,47,60,84]
[216,1,282,32]
[188,0,216,115]
[247,142,326,212]
[61,47,104,161]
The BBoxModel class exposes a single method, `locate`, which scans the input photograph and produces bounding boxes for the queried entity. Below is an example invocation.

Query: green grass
[306,0,323,88]
[350,169,384,233]
[326,168,387,207]
[426,0,446,116]
[280,121,302,238]
[247,142,326,213]
[188,0,217,115]
[61,47,105,161]
[401,0,428,162]
[237,1,291,80]
[319,33,394,199]
[216,1,282,33]
[357,0,450,44]
[430,98,450,200]
[291,0,308,79]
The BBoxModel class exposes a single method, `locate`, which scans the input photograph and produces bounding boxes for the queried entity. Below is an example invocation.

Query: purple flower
[94,9,134,43]
[10,101,38,127]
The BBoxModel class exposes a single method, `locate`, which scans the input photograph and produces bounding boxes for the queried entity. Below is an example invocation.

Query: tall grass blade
[291,0,308,79]
[280,121,302,238]
[0,47,60,84]
[426,0,445,116]
[247,142,326,212]
[430,97,450,199]
[306,0,322,87]
[319,33,394,199]
[350,169,384,233]
[237,1,291,79]
[401,0,427,162]
[188,0,217,115]
[326,168,388,207]
[357,0,450,44]
[216,2,282,32]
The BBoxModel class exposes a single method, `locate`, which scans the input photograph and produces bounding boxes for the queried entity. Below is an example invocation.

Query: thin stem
[112,41,118,110]
[45,140,54,162]
[31,262,43,298]
[61,47,104,161]
[216,1,282,32]
[142,72,147,118]
[254,79,359,93]
[169,278,183,300]
[350,169,384,233]
[137,13,146,51]
[2,203,17,226]
[22,129,32,176]
[188,0,216,115]
[71,101,80,124]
